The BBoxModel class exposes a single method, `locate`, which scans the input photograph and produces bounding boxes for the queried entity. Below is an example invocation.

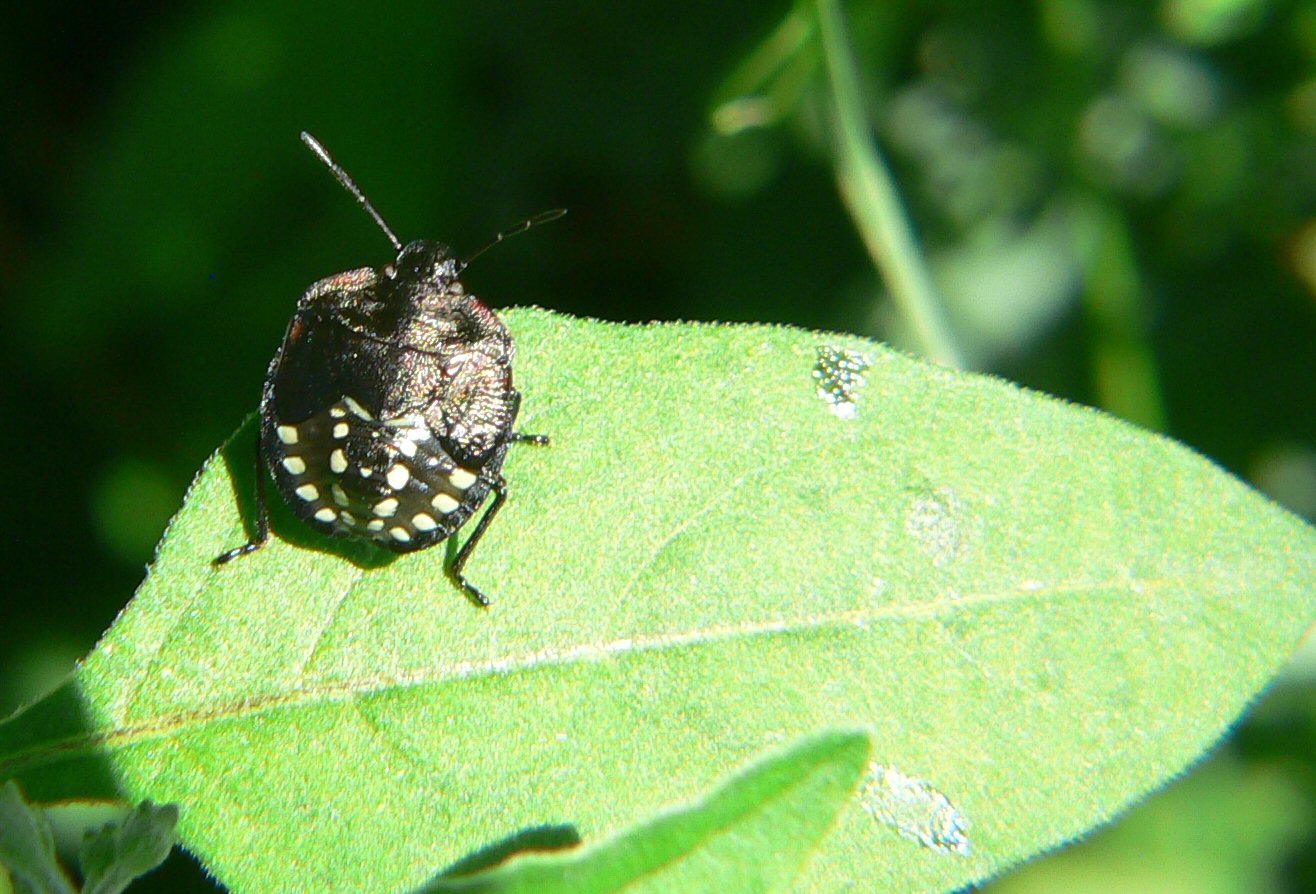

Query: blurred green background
[2,0,1314,891]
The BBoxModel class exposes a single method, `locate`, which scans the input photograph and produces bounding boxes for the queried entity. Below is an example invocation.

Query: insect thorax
[254,240,521,551]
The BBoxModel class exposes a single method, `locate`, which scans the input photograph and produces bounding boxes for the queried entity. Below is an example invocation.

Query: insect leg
[213,432,271,565]
[448,476,513,607]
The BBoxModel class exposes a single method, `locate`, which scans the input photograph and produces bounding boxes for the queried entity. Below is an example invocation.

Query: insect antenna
[462,208,567,269]
[300,131,403,252]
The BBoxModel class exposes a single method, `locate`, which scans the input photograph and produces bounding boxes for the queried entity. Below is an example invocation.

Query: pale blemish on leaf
[858,763,971,856]
[904,485,967,567]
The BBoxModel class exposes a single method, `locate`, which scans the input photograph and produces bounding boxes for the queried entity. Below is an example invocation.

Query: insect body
[215,132,561,606]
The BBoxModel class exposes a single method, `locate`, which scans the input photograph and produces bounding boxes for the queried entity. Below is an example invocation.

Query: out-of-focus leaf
[79,801,178,894]
[0,782,75,894]
[417,729,870,894]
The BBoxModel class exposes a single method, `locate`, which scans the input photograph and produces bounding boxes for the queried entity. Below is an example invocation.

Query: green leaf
[416,729,870,894]
[2,310,1314,894]
[79,802,178,894]
[0,782,75,894]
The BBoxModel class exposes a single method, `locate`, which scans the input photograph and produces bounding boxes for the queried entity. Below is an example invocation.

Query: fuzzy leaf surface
[2,309,1314,894]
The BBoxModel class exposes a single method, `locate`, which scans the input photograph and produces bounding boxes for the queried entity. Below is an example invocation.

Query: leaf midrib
[2,573,1164,778]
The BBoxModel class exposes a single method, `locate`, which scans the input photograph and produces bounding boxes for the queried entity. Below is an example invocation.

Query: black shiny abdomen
[257,243,519,552]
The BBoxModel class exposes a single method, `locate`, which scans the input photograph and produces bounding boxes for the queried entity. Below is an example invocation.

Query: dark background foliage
[2,1,1314,890]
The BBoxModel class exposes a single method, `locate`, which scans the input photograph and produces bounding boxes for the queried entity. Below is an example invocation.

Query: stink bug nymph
[215,132,562,606]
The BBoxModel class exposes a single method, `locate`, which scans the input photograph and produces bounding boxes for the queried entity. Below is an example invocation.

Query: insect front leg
[508,391,549,446]
[214,431,271,565]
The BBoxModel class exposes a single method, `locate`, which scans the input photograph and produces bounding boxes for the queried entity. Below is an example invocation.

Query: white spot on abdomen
[277,425,299,445]
[281,457,306,475]
[330,449,348,474]
[296,484,319,502]
[387,464,411,490]
[344,396,374,421]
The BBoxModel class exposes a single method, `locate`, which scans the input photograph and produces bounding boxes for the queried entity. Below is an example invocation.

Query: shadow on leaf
[437,823,582,879]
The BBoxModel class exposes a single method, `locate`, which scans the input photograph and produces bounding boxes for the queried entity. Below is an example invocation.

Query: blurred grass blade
[814,0,964,368]
[1,310,1313,894]
[417,729,870,894]
[709,4,818,135]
